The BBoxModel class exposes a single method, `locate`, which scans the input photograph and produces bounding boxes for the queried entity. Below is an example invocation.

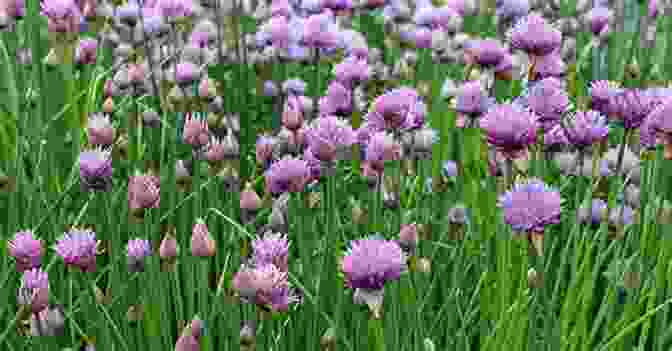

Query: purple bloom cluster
[341,236,406,291]
[499,179,562,233]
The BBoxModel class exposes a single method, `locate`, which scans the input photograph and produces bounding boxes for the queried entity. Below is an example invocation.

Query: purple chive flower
[153,0,193,19]
[587,6,612,36]
[8,230,44,272]
[18,268,50,313]
[0,0,25,20]
[533,52,566,80]
[128,174,160,210]
[368,87,422,131]
[509,13,562,58]
[609,89,658,130]
[365,131,402,173]
[640,115,657,151]
[261,15,291,49]
[588,80,622,115]
[340,236,406,291]
[455,80,495,120]
[413,27,433,49]
[303,148,322,181]
[463,39,507,68]
[577,199,607,226]
[648,0,658,18]
[523,78,570,130]
[305,115,355,163]
[126,238,151,272]
[498,179,562,233]
[40,0,83,33]
[301,12,341,49]
[232,264,299,312]
[55,228,98,272]
[175,317,203,351]
[78,148,113,192]
[496,0,530,22]
[562,110,609,149]
[544,124,568,147]
[251,233,290,272]
[270,0,292,17]
[647,99,672,158]
[175,62,201,86]
[264,156,311,194]
[333,56,371,87]
[182,113,209,147]
[319,81,352,116]
[74,38,97,65]
[479,103,539,160]
[282,95,305,131]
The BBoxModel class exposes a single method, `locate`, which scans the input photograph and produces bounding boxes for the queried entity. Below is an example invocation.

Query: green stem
[368,314,385,351]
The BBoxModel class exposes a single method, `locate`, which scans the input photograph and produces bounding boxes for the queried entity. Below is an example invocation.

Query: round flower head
[508,13,562,57]
[305,115,355,162]
[534,52,566,80]
[639,115,657,151]
[251,232,290,271]
[264,156,311,194]
[609,89,658,130]
[368,87,422,131]
[340,236,406,291]
[126,238,151,272]
[232,264,299,312]
[365,131,402,173]
[479,103,539,159]
[54,228,98,272]
[85,113,115,147]
[40,0,83,33]
[543,124,568,149]
[498,179,562,233]
[463,39,507,68]
[79,147,113,192]
[455,80,494,118]
[319,81,352,116]
[154,0,193,20]
[562,110,609,148]
[8,230,44,272]
[522,77,570,130]
[128,174,160,210]
[588,80,622,115]
[301,12,341,49]
[18,268,50,313]
[333,56,371,87]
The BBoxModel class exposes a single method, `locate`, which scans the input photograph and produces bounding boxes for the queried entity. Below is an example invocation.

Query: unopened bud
[527,268,543,289]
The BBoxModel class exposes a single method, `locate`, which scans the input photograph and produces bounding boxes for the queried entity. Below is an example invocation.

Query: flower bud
[191,218,216,257]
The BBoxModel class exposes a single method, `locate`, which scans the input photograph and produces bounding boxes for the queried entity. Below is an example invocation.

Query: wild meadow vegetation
[2,0,672,350]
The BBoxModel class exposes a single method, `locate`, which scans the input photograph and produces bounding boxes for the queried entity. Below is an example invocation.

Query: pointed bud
[191,218,216,257]
[320,327,336,350]
[102,97,115,114]
[240,183,262,211]
[527,267,543,289]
